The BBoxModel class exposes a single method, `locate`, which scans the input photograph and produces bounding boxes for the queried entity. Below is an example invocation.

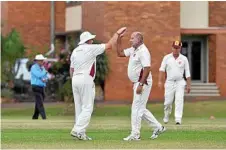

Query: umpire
[30,54,48,119]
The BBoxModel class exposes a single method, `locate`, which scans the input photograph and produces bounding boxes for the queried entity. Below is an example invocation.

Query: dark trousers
[32,86,46,119]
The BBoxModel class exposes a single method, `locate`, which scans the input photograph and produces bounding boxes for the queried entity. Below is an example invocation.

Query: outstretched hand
[117,27,127,37]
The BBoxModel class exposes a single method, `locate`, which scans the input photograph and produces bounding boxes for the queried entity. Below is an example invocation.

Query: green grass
[2,100,226,118]
[2,128,226,149]
[1,100,226,149]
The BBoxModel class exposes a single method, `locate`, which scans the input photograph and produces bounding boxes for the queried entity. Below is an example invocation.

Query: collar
[171,53,181,59]
[134,43,144,52]
[79,43,88,46]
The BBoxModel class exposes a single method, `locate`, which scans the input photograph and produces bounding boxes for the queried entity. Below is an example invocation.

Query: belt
[167,78,183,82]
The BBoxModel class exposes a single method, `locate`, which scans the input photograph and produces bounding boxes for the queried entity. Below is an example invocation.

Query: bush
[1,89,14,99]
[1,29,26,85]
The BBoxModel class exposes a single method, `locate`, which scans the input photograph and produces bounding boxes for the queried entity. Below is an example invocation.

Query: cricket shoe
[150,126,166,140]
[71,131,92,140]
[123,134,141,141]
[163,116,169,124]
[176,122,181,125]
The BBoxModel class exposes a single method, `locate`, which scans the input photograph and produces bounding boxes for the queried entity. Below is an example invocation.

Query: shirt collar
[171,53,182,59]
[135,43,144,51]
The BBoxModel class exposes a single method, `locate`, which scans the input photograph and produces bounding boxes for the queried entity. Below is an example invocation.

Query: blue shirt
[30,63,48,87]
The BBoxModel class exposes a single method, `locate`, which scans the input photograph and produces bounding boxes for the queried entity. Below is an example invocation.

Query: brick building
[1,1,226,101]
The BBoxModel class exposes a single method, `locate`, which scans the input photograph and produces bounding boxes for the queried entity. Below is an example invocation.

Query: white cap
[78,31,96,45]
[35,54,47,60]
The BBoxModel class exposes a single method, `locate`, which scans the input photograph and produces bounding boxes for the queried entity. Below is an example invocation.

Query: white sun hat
[78,31,96,45]
[35,54,47,60]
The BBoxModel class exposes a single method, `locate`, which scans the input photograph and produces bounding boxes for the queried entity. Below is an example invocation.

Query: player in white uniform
[70,27,127,140]
[158,41,191,125]
[115,32,166,141]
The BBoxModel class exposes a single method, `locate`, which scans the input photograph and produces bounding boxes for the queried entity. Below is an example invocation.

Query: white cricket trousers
[131,82,162,135]
[71,74,95,134]
[164,80,186,123]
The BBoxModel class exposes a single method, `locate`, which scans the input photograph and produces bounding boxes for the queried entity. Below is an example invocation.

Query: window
[66,1,82,7]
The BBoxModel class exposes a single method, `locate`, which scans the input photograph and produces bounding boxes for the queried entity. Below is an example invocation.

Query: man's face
[87,39,94,44]
[37,60,44,66]
[130,33,139,48]
[172,47,181,55]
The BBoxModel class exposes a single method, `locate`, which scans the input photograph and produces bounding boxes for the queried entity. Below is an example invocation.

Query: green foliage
[1,89,14,100]
[57,79,73,103]
[1,29,26,85]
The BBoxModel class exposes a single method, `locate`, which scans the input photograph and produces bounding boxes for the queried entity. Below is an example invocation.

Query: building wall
[180,1,209,28]
[5,2,51,52]
[216,34,226,97]
[66,5,82,32]
[209,1,226,93]
[1,1,9,36]
[209,2,226,27]
[208,35,216,82]
[55,1,66,33]
[2,1,66,54]
[82,2,105,42]
[82,2,180,101]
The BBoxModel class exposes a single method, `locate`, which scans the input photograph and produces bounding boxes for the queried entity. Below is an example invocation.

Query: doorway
[181,36,208,82]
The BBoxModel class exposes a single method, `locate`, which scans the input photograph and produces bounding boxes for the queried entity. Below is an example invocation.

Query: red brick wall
[82,2,180,101]
[209,2,226,27]
[55,1,65,33]
[1,1,8,36]
[216,34,226,97]
[82,2,105,41]
[5,2,51,53]
[208,35,216,82]
[209,2,226,96]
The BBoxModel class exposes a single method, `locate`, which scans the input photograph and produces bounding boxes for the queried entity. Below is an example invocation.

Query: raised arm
[116,36,126,57]
[105,27,127,50]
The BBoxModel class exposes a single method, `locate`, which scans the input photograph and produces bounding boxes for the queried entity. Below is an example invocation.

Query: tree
[1,29,26,88]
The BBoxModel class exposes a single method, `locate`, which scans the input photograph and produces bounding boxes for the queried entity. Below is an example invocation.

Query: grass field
[1,101,226,149]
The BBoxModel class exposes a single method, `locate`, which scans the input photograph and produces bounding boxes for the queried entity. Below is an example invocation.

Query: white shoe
[71,131,92,140]
[123,134,141,141]
[150,126,166,140]
[163,116,169,124]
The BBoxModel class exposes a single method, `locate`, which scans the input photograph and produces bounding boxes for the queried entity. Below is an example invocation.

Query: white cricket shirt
[70,43,105,79]
[124,44,152,83]
[159,53,191,81]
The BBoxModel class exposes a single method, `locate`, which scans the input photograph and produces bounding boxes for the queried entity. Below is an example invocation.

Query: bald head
[133,32,143,43]
[130,32,144,48]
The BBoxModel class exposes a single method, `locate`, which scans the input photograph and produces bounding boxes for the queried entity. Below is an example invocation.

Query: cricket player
[158,41,191,125]
[115,32,166,141]
[70,27,127,140]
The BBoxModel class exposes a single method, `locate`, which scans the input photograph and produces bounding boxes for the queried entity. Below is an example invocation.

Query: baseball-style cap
[172,40,182,49]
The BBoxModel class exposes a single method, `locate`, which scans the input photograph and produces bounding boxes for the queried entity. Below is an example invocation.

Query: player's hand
[50,74,55,80]
[186,84,191,93]
[136,85,143,94]
[117,27,127,37]
[42,78,47,83]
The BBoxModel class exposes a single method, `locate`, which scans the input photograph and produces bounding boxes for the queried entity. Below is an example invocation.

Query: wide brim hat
[78,31,96,45]
[35,54,47,60]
